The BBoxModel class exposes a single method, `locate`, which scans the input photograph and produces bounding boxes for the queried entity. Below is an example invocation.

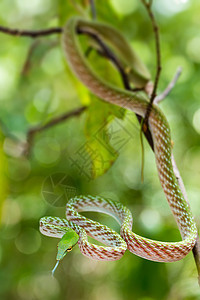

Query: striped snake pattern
[40,17,197,263]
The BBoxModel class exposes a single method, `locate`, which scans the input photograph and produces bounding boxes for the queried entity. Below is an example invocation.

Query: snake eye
[67,247,72,252]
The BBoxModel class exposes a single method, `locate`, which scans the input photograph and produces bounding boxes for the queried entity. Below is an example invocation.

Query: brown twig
[141,0,200,281]
[141,0,161,103]
[78,27,154,150]
[154,67,182,104]
[22,39,58,75]
[90,0,96,19]
[78,28,131,90]
[140,0,161,130]
[25,106,87,154]
[0,25,62,38]
[21,40,41,75]
[140,1,200,281]
[80,9,200,283]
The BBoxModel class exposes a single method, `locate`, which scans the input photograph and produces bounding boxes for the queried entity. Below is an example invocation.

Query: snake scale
[39,17,197,270]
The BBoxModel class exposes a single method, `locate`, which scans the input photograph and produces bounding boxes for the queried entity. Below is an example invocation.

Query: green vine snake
[39,17,197,274]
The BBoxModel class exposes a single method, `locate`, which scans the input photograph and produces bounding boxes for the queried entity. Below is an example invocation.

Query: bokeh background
[0,0,200,299]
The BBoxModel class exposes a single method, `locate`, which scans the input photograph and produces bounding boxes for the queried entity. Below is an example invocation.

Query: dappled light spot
[7,157,31,181]
[2,199,21,225]
[183,146,200,187]
[90,284,121,300]
[166,277,200,299]
[123,163,143,190]
[33,88,59,116]
[186,36,200,63]
[155,0,190,16]
[110,0,138,16]
[187,188,200,214]
[17,274,60,300]
[0,59,16,100]
[17,194,46,219]
[140,209,162,233]
[34,137,61,165]
[15,228,41,255]
[163,56,193,83]
[192,83,200,102]
[16,0,51,16]
[74,255,100,277]
[32,274,60,299]
[1,223,21,240]
[25,102,47,124]
[41,48,65,76]
[33,88,52,112]
[192,108,200,134]
[3,138,25,158]
[150,190,171,217]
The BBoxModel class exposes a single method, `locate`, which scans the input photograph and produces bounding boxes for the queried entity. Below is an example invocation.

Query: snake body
[40,17,197,264]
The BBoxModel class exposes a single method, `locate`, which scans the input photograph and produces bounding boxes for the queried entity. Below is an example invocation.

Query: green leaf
[77,17,151,87]
[110,0,138,16]
[84,94,126,178]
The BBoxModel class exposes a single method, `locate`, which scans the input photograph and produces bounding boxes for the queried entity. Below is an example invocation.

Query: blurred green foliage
[0,0,200,299]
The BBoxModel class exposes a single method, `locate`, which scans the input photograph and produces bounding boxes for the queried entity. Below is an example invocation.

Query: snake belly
[59,17,197,262]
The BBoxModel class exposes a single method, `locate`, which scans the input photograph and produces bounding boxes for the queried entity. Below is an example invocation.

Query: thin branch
[25,106,87,154]
[21,40,41,75]
[90,0,97,19]
[140,0,161,130]
[154,67,182,104]
[78,27,154,150]
[0,25,62,38]
[141,0,161,103]
[27,106,86,139]
[78,28,131,90]
[79,19,200,283]
[21,39,58,75]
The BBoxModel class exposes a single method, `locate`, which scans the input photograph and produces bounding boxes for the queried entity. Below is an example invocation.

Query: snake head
[56,228,79,261]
